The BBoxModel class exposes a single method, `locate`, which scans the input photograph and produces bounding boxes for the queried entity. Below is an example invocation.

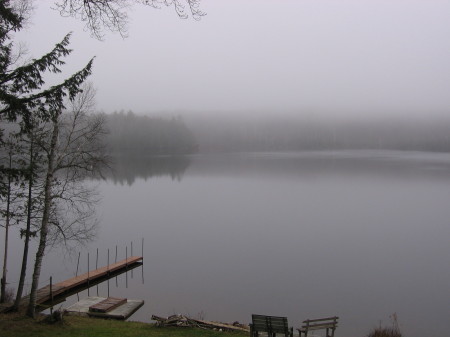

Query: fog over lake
[3,1,450,336]
[4,150,450,337]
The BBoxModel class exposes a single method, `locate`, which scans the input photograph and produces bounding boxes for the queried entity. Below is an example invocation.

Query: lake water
[4,151,450,337]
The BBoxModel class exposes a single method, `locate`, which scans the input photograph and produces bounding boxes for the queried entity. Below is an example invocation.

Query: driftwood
[151,314,249,332]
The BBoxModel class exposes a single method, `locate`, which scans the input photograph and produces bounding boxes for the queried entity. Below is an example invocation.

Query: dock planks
[89,297,127,313]
[56,256,142,291]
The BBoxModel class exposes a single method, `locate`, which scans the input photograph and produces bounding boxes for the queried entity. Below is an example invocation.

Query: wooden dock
[17,256,143,311]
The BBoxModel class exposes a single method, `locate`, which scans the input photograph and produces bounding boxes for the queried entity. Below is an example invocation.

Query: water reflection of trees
[105,155,191,185]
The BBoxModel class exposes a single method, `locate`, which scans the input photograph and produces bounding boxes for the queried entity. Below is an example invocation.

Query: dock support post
[96,248,99,296]
[50,276,53,315]
[126,246,128,288]
[107,248,110,297]
[131,241,133,279]
[115,245,118,287]
[87,253,90,296]
[76,252,80,301]
[141,238,144,284]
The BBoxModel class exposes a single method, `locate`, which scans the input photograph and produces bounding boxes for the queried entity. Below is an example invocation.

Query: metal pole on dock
[107,248,110,297]
[141,238,144,284]
[76,252,80,301]
[115,245,118,287]
[50,276,53,315]
[87,253,90,296]
[125,246,128,288]
[96,248,99,296]
[131,241,133,279]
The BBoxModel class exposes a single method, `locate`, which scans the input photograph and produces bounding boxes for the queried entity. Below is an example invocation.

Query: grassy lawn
[0,314,249,337]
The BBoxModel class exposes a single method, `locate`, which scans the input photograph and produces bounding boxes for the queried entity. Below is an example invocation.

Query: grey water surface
[6,151,450,337]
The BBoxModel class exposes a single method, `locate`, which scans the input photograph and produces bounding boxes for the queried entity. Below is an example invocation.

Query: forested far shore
[104,111,198,156]
[185,114,450,153]
[107,112,450,154]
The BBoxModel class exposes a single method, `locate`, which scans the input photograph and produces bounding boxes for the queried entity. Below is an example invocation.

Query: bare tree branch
[53,0,205,40]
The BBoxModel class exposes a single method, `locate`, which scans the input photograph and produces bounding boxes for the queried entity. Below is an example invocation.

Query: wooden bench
[250,314,294,337]
[297,316,338,337]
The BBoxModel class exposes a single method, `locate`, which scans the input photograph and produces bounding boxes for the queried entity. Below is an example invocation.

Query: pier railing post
[131,241,133,279]
[50,276,53,315]
[96,248,99,296]
[115,245,118,287]
[107,248,110,297]
[126,246,128,288]
[76,252,80,301]
[87,253,90,296]
[141,238,144,284]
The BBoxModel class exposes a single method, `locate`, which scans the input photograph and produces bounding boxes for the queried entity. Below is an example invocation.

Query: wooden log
[151,314,249,332]
[151,315,168,322]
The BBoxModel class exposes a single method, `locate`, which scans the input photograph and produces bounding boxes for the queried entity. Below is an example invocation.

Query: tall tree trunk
[27,120,59,318]
[1,150,12,303]
[13,136,34,311]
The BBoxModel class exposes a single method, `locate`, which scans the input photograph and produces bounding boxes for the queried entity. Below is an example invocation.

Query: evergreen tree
[1,1,95,316]
[0,1,94,145]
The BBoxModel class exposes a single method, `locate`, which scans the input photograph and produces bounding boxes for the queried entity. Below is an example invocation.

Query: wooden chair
[297,316,338,337]
[250,314,293,337]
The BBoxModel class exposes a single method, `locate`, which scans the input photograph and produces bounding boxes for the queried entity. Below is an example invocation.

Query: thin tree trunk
[0,150,12,303]
[13,136,34,311]
[27,120,58,318]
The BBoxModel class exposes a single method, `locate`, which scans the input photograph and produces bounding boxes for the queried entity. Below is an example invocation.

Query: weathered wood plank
[89,297,127,313]
[303,316,338,323]
[56,256,142,289]
[301,323,338,330]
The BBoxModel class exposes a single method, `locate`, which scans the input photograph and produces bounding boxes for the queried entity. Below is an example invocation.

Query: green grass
[367,327,402,337]
[0,314,249,337]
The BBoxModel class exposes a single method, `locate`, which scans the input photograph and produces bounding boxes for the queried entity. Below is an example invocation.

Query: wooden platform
[66,296,144,320]
[17,256,143,311]
[89,297,127,313]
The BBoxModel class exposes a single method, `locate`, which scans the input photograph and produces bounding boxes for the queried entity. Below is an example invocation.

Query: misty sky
[15,0,450,118]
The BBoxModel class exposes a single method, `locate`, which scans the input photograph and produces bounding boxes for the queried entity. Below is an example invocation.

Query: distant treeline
[104,112,450,155]
[186,115,450,153]
[105,111,198,155]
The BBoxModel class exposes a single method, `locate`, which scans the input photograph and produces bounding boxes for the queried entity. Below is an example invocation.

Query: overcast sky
[15,0,450,118]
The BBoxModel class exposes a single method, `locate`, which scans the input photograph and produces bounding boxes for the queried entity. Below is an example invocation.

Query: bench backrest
[252,314,290,334]
[302,316,338,330]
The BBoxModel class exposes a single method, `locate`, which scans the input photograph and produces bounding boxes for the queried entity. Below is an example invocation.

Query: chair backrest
[302,316,339,330]
[252,314,290,334]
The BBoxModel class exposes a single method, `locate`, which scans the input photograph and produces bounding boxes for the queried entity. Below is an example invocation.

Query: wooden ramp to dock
[18,256,143,311]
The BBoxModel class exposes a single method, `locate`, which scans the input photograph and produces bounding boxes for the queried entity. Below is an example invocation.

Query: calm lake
[5,151,450,337]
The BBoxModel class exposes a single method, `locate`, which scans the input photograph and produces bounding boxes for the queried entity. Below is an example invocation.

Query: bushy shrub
[3,287,14,303]
[367,313,402,337]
